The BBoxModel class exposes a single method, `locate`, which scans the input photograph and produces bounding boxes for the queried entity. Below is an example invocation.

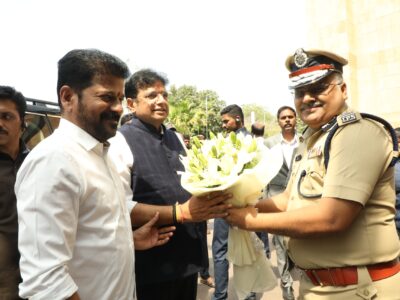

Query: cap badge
[294,48,308,68]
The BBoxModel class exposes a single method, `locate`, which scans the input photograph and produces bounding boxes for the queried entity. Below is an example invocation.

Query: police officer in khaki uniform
[226,48,400,299]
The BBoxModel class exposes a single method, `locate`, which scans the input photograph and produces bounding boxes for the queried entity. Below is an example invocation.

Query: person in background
[264,106,298,300]
[183,134,191,149]
[111,69,230,300]
[16,49,174,300]
[226,48,400,299]
[0,86,28,300]
[220,104,249,136]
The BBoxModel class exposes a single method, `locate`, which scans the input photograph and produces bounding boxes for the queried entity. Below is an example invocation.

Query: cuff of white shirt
[127,200,138,213]
[26,274,78,300]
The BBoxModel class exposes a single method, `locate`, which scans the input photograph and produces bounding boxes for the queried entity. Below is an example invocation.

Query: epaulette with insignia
[337,112,361,127]
[323,112,399,169]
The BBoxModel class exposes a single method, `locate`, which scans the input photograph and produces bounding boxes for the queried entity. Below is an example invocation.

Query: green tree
[241,104,278,137]
[168,85,226,138]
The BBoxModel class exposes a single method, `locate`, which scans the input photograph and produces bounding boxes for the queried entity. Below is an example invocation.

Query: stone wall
[305,0,400,127]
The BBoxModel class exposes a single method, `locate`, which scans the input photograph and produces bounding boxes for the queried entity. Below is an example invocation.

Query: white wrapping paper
[182,145,282,298]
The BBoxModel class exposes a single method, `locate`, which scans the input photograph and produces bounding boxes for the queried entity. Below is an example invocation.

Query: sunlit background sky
[1,0,307,114]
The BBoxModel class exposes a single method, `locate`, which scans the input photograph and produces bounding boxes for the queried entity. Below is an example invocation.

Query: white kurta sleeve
[108,131,137,212]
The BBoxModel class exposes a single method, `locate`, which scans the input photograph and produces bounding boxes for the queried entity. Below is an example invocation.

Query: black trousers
[136,273,198,300]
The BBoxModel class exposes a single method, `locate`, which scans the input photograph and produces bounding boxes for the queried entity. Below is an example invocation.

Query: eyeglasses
[143,91,169,102]
[293,81,343,99]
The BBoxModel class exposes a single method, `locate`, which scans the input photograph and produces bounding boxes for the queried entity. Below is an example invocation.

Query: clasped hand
[224,206,259,230]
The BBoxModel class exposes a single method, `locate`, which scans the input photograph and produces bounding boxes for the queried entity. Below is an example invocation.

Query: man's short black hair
[277,106,296,119]
[0,85,26,120]
[125,69,168,99]
[57,49,130,110]
[220,104,244,121]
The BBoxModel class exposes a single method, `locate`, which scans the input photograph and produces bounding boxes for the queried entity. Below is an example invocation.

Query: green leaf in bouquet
[209,131,216,140]
[188,161,202,174]
[197,152,208,168]
[211,145,218,158]
[235,138,242,150]
[216,137,225,153]
[247,138,258,153]
[192,145,199,156]
[232,152,238,164]
[192,136,202,149]
[230,131,236,145]
[244,157,260,170]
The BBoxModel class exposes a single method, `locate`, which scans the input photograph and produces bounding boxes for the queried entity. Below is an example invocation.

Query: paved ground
[196,220,300,300]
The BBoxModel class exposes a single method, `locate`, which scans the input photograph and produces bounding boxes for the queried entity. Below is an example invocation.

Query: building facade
[305,0,400,127]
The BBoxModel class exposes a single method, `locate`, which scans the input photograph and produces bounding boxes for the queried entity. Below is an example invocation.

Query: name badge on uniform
[308,146,322,158]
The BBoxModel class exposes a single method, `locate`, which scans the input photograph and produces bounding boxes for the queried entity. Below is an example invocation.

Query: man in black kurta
[120,69,202,300]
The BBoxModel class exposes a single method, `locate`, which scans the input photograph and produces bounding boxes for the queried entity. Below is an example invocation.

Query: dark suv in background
[23,98,60,149]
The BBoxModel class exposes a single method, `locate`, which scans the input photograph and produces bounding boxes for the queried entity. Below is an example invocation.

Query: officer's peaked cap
[285,48,348,89]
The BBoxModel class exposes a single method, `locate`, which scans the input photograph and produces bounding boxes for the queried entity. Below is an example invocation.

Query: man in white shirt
[15,49,173,300]
[264,106,298,300]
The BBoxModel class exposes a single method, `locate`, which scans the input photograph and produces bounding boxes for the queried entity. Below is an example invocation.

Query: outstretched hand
[180,191,232,222]
[133,212,175,250]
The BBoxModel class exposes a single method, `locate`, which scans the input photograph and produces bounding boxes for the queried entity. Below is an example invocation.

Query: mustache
[101,111,121,121]
[0,127,8,134]
[301,101,324,111]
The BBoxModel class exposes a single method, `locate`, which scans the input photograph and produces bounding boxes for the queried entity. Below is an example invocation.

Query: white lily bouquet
[180,132,282,299]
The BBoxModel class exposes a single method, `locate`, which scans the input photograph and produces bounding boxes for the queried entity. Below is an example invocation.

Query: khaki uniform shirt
[285,110,400,269]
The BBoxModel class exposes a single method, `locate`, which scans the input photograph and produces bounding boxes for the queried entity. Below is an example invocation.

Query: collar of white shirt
[58,118,109,155]
[280,134,298,146]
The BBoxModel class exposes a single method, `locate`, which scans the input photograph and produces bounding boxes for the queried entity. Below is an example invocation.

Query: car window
[22,98,61,149]
[23,112,61,149]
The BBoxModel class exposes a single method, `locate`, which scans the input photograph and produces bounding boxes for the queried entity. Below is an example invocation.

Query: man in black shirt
[0,86,28,300]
